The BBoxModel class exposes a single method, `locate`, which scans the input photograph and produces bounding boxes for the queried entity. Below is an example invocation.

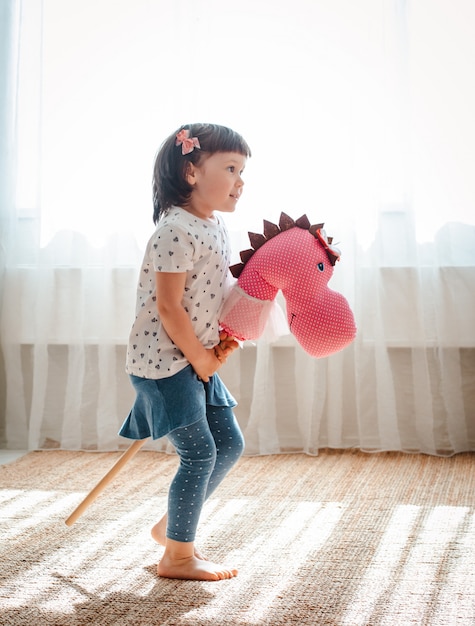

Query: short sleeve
[150,224,194,273]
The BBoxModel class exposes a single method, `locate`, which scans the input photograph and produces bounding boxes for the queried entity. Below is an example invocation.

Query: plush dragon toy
[65,212,356,526]
[219,212,356,357]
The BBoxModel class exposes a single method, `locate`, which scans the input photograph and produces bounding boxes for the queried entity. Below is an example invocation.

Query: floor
[0,450,28,465]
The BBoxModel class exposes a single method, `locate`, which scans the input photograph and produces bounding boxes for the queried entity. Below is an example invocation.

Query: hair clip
[175,129,201,155]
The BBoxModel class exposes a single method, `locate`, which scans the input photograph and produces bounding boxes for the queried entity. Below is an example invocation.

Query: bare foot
[157,538,237,581]
[157,554,238,581]
[151,516,207,560]
[150,516,168,545]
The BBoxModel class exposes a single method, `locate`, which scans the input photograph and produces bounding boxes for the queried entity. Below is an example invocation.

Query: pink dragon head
[219,213,356,358]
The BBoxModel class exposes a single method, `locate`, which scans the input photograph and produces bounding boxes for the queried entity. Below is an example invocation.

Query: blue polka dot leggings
[166,405,244,543]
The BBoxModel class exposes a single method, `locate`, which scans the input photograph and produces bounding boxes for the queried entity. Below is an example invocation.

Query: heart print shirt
[126,207,232,379]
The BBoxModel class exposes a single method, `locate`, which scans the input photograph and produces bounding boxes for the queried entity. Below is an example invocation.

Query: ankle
[164,538,195,561]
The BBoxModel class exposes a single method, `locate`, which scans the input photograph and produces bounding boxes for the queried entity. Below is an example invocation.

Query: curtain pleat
[63,345,87,449]
[4,345,28,448]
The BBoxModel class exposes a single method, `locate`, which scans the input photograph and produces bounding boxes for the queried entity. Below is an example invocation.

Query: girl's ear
[186,162,197,186]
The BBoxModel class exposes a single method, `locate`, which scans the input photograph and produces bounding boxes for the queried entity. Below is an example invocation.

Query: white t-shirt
[126,207,232,379]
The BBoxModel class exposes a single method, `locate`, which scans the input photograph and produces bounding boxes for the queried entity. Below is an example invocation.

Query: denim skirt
[118,365,237,441]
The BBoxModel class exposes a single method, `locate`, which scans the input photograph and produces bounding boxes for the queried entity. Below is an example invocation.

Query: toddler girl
[119,123,251,581]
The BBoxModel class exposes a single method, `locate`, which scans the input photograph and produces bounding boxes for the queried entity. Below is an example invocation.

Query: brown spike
[229,263,245,278]
[327,251,339,267]
[240,249,255,264]
[279,212,296,231]
[248,232,267,250]
[295,215,311,229]
[263,220,281,240]
[309,223,325,237]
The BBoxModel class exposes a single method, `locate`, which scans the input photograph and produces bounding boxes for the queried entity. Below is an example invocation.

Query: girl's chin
[217,205,237,214]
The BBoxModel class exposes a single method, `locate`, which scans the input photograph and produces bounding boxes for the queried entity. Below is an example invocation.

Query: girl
[119,123,251,581]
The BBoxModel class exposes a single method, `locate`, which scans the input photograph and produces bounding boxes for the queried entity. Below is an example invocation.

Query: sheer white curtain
[1,0,474,455]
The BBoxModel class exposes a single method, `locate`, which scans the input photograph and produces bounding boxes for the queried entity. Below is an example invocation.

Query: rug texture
[0,449,474,625]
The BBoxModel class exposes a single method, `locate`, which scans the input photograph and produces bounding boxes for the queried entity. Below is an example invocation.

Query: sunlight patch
[343,505,470,626]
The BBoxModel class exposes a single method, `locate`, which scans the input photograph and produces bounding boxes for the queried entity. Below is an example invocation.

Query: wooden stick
[65,439,147,526]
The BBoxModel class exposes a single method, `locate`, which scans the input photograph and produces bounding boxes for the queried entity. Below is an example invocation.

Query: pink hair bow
[175,129,201,155]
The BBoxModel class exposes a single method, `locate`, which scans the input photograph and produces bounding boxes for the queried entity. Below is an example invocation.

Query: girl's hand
[192,348,222,382]
[214,331,239,362]
[192,333,238,381]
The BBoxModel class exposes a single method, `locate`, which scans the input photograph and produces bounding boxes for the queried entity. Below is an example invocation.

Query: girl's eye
[228,166,235,172]
[317,262,324,272]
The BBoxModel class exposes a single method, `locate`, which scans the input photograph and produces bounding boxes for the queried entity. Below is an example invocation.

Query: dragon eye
[317,262,324,272]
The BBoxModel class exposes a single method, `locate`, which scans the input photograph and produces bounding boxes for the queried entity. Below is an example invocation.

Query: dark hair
[152,123,252,224]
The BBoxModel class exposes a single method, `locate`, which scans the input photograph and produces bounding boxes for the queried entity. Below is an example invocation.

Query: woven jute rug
[0,449,474,625]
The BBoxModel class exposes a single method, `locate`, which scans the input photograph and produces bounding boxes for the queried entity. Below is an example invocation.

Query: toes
[217,568,237,580]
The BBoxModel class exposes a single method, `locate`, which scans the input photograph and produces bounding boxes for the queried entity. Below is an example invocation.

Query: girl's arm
[155,271,221,382]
